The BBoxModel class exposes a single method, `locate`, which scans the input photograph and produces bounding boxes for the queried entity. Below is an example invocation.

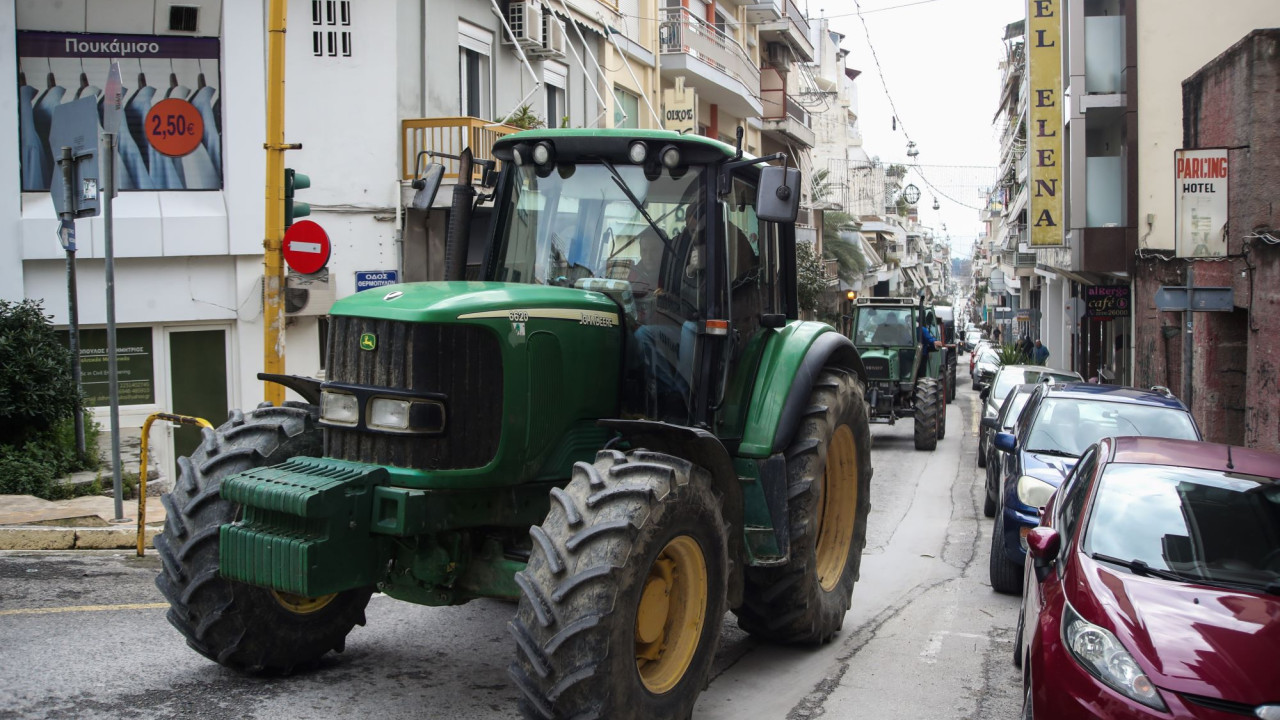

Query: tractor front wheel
[734,369,872,645]
[913,377,941,451]
[509,450,728,720]
[154,403,372,673]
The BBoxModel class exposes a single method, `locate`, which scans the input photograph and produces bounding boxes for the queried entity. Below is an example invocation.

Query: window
[1055,446,1097,545]
[311,1,352,57]
[613,87,638,129]
[545,62,567,129]
[458,22,493,119]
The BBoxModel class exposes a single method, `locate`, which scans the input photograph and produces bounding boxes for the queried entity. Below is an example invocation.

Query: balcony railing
[401,117,519,182]
[782,0,810,42]
[760,68,810,125]
[660,8,758,95]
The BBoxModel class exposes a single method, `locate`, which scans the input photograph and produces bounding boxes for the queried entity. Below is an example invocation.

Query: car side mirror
[980,417,999,431]
[1027,527,1061,582]
[994,432,1017,452]
[979,387,989,400]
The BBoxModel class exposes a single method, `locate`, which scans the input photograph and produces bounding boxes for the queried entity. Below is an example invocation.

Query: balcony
[659,8,762,119]
[746,0,814,62]
[400,117,518,182]
[760,67,816,148]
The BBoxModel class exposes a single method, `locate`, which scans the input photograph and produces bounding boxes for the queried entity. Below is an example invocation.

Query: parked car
[963,329,984,353]
[989,383,1202,594]
[971,345,1000,389]
[977,365,1083,469]
[1017,436,1280,719]
[980,383,1039,515]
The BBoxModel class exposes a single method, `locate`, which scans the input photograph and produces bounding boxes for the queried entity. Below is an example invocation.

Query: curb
[0,525,162,551]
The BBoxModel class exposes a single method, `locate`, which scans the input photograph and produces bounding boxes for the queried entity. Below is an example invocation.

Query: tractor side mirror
[1027,527,1061,582]
[994,432,1017,452]
[411,161,446,211]
[757,166,800,223]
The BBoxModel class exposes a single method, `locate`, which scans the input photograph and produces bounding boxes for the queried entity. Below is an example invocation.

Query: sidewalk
[0,493,166,550]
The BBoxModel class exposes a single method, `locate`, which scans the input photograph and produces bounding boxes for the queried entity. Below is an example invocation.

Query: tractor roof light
[532,141,554,166]
[660,145,681,169]
[511,145,528,167]
[628,141,648,164]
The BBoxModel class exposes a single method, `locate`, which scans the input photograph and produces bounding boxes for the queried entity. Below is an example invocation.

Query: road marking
[0,602,168,617]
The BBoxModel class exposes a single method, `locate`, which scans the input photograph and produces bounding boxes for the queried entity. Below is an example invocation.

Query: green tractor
[848,296,948,450]
[154,129,874,719]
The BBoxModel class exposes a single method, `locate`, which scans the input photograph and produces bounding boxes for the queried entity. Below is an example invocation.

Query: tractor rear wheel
[734,369,872,645]
[913,377,941,451]
[154,403,372,673]
[937,377,948,440]
[509,450,728,720]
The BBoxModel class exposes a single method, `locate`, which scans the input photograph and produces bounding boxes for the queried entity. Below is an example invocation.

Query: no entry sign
[282,220,331,274]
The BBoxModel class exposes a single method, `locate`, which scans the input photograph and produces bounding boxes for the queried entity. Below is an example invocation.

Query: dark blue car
[987,383,1202,594]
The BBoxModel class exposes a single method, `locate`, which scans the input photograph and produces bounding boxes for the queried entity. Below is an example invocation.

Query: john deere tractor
[154,129,873,719]
[848,296,948,450]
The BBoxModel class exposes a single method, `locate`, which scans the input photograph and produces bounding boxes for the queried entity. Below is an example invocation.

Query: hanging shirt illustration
[33,75,66,189]
[189,77,222,184]
[103,86,153,191]
[124,79,157,185]
[18,82,47,190]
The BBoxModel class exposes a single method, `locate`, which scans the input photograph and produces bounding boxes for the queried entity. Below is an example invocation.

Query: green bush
[0,299,81,446]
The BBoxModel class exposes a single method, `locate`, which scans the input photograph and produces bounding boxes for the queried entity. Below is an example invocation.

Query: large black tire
[937,378,948,441]
[913,377,940,451]
[154,402,373,673]
[947,364,958,402]
[734,369,872,645]
[509,449,729,720]
[989,510,1024,595]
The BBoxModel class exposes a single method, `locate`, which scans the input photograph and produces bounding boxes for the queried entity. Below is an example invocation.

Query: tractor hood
[329,281,622,325]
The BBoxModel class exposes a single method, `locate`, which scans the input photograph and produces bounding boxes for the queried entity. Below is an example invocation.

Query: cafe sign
[1085,285,1130,319]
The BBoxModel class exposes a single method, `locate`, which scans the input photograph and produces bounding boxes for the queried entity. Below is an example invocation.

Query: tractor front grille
[325,317,503,470]
[861,356,891,380]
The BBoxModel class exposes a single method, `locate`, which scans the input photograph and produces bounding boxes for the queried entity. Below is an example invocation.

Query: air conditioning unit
[508,0,544,49]
[767,42,793,68]
[541,13,567,58]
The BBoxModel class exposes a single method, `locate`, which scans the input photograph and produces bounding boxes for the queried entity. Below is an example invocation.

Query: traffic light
[284,168,311,228]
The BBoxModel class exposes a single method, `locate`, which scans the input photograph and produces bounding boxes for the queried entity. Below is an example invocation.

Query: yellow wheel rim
[815,424,858,592]
[635,535,708,695]
[271,590,337,615]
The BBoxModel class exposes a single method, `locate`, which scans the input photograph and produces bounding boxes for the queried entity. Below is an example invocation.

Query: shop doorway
[166,327,230,461]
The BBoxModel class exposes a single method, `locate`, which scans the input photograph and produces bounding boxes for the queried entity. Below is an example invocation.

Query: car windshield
[855,307,914,346]
[1025,398,1200,457]
[1085,464,1280,592]
[991,369,1080,404]
[492,162,707,294]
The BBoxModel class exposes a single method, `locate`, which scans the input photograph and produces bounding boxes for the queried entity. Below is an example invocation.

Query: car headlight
[1016,475,1055,508]
[1063,601,1166,711]
[368,397,411,431]
[321,390,358,426]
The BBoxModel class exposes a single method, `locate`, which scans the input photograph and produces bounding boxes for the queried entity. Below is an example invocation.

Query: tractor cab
[849,296,945,449]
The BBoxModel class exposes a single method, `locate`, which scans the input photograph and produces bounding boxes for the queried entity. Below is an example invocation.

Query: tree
[822,211,866,280]
[796,241,827,316]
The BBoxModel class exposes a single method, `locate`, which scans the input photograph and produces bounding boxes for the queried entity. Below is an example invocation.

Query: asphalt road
[0,383,1022,720]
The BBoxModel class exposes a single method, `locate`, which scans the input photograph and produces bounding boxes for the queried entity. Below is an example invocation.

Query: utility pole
[263,0,299,406]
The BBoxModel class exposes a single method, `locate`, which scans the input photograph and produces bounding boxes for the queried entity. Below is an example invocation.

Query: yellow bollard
[136,412,213,557]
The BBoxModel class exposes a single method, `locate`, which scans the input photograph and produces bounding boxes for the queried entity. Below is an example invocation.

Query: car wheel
[977,432,987,468]
[982,482,997,518]
[1013,605,1024,669]
[989,511,1024,595]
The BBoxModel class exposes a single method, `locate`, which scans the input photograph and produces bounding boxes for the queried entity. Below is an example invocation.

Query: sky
[819,0,1026,254]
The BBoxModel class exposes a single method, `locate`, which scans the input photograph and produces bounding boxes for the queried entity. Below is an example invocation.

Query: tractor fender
[597,419,745,608]
[738,323,866,458]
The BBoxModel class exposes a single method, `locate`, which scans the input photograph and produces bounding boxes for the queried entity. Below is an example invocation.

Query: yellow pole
[263,0,293,405]
[136,413,213,556]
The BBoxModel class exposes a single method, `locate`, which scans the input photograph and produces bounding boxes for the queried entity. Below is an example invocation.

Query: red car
[1016,436,1280,719]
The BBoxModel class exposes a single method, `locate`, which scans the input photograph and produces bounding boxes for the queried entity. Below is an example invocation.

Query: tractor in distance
[154,128,875,720]
[847,295,947,450]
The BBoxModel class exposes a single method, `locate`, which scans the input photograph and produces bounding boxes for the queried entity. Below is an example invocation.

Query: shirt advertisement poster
[17,31,222,192]
[1174,148,1229,258]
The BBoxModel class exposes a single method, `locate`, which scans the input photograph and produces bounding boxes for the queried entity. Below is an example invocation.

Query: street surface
[0,382,1021,719]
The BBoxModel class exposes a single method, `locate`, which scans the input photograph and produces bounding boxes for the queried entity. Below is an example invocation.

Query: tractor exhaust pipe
[443,148,476,282]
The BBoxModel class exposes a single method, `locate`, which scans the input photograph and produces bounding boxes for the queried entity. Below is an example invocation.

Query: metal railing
[401,117,519,182]
[659,8,759,94]
[760,68,811,126]
[782,0,811,42]
[136,412,212,556]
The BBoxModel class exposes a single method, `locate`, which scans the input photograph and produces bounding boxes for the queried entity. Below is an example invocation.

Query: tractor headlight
[368,397,411,431]
[628,141,648,164]
[321,390,358,426]
[1016,475,1055,509]
[1063,602,1166,711]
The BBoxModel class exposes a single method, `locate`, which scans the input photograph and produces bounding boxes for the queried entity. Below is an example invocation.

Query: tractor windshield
[492,162,708,304]
[854,307,915,347]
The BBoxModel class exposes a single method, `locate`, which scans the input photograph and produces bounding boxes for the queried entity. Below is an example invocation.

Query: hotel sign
[1027,0,1063,247]
[1174,148,1229,258]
